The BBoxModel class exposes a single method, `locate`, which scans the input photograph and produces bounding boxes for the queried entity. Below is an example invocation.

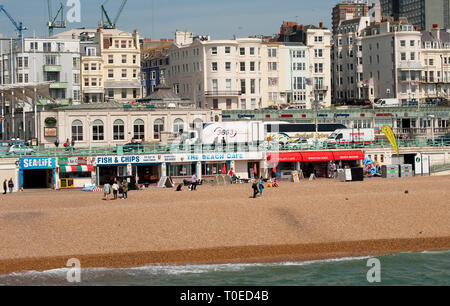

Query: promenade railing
[0,138,449,158]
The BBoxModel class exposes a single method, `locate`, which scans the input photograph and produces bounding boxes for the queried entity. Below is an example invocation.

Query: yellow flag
[382,125,399,155]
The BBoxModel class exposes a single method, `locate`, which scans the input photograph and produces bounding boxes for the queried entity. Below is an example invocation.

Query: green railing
[431,164,450,173]
[0,138,449,158]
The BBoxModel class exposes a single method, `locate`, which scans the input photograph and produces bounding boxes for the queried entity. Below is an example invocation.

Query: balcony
[43,65,62,72]
[205,91,242,97]
[313,86,329,92]
[420,77,449,84]
[49,82,68,89]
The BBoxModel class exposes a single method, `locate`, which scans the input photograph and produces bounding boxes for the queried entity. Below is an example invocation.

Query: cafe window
[173,118,184,133]
[202,163,227,176]
[168,164,195,177]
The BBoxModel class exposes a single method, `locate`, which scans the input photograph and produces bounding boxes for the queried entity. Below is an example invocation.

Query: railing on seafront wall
[431,164,450,174]
[0,138,449,158]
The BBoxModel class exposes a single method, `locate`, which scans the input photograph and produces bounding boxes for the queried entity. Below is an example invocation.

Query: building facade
[360,18,424,104]
[421,26,450,101]
[380,0,450,31]
[0,37,81,105]
[332,0,369,36]
[54,28,142,103]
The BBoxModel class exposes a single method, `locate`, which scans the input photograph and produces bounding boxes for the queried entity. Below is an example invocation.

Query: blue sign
[20,157,55,169]
[334,114,350,118]
[238,114,255,119]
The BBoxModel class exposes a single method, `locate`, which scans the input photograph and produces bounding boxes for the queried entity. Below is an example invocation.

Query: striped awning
[59,165,94,173]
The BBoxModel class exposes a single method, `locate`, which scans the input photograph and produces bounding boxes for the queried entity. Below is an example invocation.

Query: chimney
[319,22,323,28]
[432,23,440,40]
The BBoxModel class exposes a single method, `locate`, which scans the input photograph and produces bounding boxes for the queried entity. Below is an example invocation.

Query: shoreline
[1,237,449,275]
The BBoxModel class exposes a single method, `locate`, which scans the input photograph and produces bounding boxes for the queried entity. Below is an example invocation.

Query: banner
[382,125,399,155]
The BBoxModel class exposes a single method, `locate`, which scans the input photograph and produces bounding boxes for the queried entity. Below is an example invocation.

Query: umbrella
[222,164,227,174]
[253,163,258,175]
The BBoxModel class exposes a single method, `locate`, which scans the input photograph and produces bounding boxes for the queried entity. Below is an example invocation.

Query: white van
[325,129,376,145]
[373,98,399,107]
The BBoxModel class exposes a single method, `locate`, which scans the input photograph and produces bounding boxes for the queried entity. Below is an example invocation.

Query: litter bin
[382,165,399,178]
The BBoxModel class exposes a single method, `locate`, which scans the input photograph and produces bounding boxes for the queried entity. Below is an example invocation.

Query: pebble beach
[0,175,449,275]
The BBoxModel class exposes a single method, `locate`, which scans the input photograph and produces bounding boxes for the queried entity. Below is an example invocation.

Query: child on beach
[273,179,279,188]
[112,182,119,200]
[258,177,264,195]
[104,182,111,200]
[252,181,259,198]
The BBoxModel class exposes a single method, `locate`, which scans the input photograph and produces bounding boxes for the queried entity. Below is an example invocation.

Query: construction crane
[0,4,28,40]
[101,0,128,29]
[47,0,67,37]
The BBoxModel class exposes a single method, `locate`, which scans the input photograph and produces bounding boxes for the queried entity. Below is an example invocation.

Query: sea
[0,250,448,286]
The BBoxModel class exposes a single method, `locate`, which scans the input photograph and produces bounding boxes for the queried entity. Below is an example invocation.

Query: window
[314,49,323,57]
[122,55,127,64]
[133,55,137,64]
[225,46,231,54]
[91,63,97,70]
[84,78,89,87]
[213,99,219,109]
[108,55,114,64]
[268,48,277,57]
[240,79,246,94]
[122,69,127,78]
[91,78,97,86]
[268,62,277,71]
[173,118,184,133]
[108,90,114,99]
[108,69,114,78]
[401,53,406,61]
[240,99,246,109]
[226,79,231,92]
[314,63,323,73]
[250,79,255,94]
[84,63,89,71]
[410,52,415,61]
[212,62,218,71]
[43,42,52,52]
[134,119,145,140]
[133,69,137,78]
[45,55,57,66]
[410,40,415,47]
[250,47,255,55]
[212,79,218,93]
[121,89,127,99]
[250,61,255,71]
[211,47,217,55]
[113,119,125,140]
[226,99,232,110]
[73,90,80,101]
[153,119,164,140]
[225,62,231,71]
[121,40,127,48]
[400,40,406,47]
[86,47,96,56]
[92,120,104,141]
[71,120,83,141]
[240,47,245,55]
[73,73,80,85]
[240,62,245,71]
[251,98,256,109]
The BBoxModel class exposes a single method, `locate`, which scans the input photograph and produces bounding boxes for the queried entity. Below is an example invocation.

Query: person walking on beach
[252,181,259,198]
[3,179,7,194]
[121,179,128,199]
[258,177,264,195]
[112,181,119,200]
[191,173,197,191]
[8,178,14,194]
[103,182,111,200]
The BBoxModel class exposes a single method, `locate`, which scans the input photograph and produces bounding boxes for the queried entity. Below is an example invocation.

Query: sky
[0,0,333,40]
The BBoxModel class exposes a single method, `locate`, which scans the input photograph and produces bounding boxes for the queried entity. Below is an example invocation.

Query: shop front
[95,155,162,187]
[57,157,95,189]
[267,151,364,179]
[19,157,56,189]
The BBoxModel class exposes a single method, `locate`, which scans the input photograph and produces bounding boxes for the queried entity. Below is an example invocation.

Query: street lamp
[312,92,319,148]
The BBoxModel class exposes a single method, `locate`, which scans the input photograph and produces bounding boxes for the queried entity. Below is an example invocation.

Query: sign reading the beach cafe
[95,152,265,165]
[20,157,56,169]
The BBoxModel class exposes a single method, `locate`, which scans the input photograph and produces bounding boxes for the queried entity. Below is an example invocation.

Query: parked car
[6,144,35,155]
[112,143,145,154]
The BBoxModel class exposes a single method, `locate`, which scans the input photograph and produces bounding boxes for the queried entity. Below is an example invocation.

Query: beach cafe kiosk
[19,157,56,190]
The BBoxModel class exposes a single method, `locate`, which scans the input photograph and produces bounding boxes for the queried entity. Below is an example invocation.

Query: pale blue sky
[0,0,333,39]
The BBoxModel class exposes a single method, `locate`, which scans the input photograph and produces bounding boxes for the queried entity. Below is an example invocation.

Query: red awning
[332,150,365,161]
[267,152,303,162]
[301,151,334,162]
